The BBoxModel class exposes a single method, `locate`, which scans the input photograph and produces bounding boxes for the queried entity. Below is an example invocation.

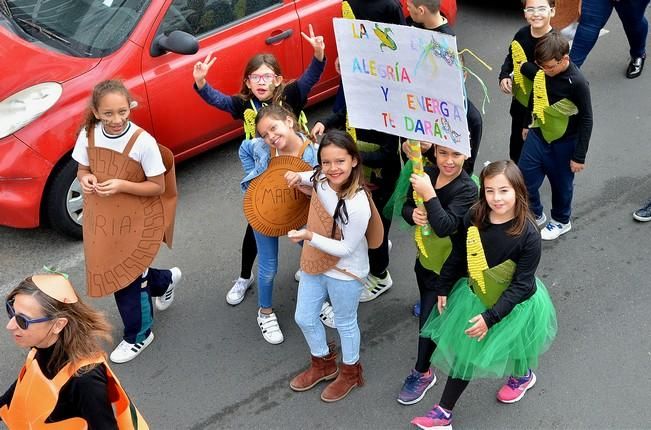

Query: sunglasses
[6,300,54,330]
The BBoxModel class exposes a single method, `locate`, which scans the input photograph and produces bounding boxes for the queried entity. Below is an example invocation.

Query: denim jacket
[239,134,318,192]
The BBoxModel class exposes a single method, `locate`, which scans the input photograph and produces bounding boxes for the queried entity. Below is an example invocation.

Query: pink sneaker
[411,404,452,430]
[496,370,537,403]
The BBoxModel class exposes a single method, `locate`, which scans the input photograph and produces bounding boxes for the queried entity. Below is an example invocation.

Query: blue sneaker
[397,369,437,405]
[412,301,421,317]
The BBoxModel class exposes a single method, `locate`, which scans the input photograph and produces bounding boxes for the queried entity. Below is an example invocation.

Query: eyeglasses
[5,300,53,330]
[537,59,562,71]
[523,6,552,15]
[248,73,277,84]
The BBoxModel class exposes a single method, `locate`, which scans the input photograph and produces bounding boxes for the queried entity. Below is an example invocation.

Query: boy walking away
[499,0,555,163]
[406,0,484,175]
[519,32,593,240]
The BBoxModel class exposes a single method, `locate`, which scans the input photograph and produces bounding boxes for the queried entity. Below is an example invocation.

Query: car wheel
[45,157,84,239]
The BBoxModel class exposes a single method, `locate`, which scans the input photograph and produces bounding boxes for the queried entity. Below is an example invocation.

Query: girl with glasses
[192,24,326,310]
[0,274,148,429]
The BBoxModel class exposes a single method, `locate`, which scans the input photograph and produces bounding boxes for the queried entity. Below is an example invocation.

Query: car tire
[45,157,84,239]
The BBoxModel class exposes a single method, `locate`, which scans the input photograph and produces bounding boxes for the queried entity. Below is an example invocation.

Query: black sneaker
[633,200,651,222]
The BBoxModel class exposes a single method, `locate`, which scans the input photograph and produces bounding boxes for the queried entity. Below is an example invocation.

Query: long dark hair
[471,160,534,236]
[239,53,290,104]
[7,278,112,375]
[80,79,133,137]
[311,130,364,238]
[254,104,300,135]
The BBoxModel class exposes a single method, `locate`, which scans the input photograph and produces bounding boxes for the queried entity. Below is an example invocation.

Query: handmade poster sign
[243,156,312,237]
[333,18,470,156]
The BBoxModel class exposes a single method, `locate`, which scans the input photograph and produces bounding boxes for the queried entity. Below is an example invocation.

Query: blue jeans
[518,131,576,224]
[252,229,279,309]
[570,0,650,67]
[294,273,363,365]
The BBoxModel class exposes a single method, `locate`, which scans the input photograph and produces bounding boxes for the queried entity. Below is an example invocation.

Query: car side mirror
[150,31,199,57]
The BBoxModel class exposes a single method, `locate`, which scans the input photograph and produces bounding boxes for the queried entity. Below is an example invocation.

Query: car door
[141,0,302,160]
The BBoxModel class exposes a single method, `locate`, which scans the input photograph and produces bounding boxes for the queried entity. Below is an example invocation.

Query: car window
[6,0,150,57]
[158,0,283,37]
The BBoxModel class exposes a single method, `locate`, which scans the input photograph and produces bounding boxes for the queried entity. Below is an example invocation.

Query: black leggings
[413,260,470,411]
[240,224,257,279]
[509,101,529,163]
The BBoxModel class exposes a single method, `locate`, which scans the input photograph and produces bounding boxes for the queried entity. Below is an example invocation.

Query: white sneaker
[319,301,336,328]
[155,267,182,311]
[257,311,284,344]
[110,332,154,364]
[294,269,301,282]
[535,213,547,228]
[360,271,393,302]
[226,274,254,305]
[388,239,393,253]
[540,219,572,240]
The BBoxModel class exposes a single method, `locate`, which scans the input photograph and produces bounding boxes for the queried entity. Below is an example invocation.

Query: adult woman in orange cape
[0,273,148,429]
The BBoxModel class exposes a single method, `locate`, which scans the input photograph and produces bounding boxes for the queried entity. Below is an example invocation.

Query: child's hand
[287,229,313,243]
[301,24,325,62]
[464,314,488,342]
[79,174,97,194]
[410,173,436,201]
[412,207,428,226]
[570,160,585,173]
[521,128,529,141]
[311,121,325,139]
[401,140,431,159]
[95,179,123,197]
[284,171,301,188]
[499,77,513,94]
[437,295,447,314]
[193,53,217,89]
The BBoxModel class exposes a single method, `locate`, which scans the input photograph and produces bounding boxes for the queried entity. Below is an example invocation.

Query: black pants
[240,223,257,279]
[509,101,529,163]
[368,161,400,277]
[464,100,483,175]
[413,260,469,410]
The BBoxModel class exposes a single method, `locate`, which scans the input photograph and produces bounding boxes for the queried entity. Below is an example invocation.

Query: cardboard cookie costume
[83,128,177,297]
[243,140,313,237]
[0,349,148,430]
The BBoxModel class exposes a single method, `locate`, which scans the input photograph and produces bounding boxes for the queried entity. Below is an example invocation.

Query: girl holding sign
[192,25,325,308]
[410,161,557,430]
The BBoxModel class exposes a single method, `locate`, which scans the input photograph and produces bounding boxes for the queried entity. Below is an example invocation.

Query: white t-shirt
[72,122,165,177]
[299,172,371,280]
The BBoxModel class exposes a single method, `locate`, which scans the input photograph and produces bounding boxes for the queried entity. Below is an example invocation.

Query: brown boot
[290,345,338,392]
[320,361,364,402]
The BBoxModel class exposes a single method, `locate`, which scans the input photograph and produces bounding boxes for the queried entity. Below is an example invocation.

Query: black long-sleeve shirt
[442,212,542,328]
[521,61,593,163]
[346,0,406,24]
[499,25,553,82]
[402,166,478,291]
[0,346,118,429]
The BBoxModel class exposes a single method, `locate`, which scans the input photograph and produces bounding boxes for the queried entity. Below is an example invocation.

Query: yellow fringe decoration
[532,69,549,124]
[510,40,527,94]
[342,1,356,19]
[458,48,493,71]
[466,226,488,294]
[414,224,428,258]
[243,108,257,140]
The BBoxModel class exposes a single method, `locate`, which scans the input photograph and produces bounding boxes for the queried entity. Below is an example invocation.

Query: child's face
[523,0,555,29]
[319,145,357,192]
[245,64,282,102]
[434,145,465,180]
[93,92,130,135]
[256,115,296,152]
[538,54,569,77]
[484,173,516,219]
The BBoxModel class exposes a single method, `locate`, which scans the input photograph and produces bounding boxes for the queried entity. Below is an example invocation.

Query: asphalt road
[1,2,651,429]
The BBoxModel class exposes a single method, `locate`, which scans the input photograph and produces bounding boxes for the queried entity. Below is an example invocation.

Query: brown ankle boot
[290,346,338,392]
[320,361,364,402]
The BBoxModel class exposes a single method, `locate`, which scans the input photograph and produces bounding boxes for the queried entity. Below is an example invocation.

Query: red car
[0,0,341,238]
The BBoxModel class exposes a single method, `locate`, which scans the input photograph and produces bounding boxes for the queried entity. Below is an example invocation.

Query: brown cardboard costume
[243,141,313,237]
[0,349,148,430]
[82,128,177,297]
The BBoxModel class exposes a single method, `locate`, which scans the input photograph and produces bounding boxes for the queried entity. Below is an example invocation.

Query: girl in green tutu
[411,160,557,430]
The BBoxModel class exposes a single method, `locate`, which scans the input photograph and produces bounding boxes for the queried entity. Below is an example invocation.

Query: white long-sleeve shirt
[299,172,371,280]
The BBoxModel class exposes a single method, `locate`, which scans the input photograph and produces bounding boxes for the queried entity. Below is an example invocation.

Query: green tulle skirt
[420,277,557,380]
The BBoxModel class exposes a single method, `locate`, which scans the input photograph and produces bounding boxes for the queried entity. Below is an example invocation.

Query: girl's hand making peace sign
[193,53,217,90]
[301,24,325,62]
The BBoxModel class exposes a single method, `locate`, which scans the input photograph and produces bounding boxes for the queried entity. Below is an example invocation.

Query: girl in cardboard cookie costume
[410,161,557,430]
[193,25,326,307]
[72,80,180,364]
[240,105,319,344]
[284,129,383,402]
[0,273,148,429]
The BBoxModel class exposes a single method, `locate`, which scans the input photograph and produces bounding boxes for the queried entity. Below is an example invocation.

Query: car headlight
[0,82,63,139]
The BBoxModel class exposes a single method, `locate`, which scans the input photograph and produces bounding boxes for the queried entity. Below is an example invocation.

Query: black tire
[45,157,84,239]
